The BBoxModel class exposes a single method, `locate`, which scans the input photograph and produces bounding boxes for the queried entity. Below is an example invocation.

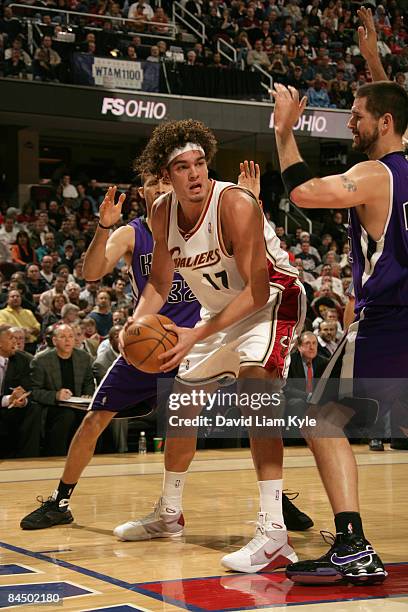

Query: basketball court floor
[1,446,407,611]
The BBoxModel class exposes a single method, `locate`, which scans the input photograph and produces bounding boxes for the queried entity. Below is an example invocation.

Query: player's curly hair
[134,119,218,176]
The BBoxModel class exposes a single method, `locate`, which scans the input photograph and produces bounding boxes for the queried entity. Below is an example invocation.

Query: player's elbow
[291,181,339,209]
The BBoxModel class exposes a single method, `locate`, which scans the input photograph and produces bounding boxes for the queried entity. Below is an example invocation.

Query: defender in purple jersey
[20,174,200,531]
[271,17,408,583]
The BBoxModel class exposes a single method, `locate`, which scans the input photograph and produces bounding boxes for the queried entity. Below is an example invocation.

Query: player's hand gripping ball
[122,314,178,373]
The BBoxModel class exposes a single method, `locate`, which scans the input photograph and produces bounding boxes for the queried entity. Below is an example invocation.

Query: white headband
[167,142,205,166]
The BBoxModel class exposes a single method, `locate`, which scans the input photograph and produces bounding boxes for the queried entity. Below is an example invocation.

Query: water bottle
[138,431,147,454]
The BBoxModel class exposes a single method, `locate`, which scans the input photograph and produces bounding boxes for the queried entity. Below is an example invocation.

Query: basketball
[122,314,178,373]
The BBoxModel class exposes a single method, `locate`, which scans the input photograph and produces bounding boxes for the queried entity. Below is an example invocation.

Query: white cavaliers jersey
[165,179,298,315]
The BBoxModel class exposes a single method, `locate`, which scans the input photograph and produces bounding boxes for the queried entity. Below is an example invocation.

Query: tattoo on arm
[341,175,357,192]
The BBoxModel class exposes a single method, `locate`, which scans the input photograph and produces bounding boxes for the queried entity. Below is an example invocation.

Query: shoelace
[320,530,336,547]
[240,519,281,554]
[283,490,300,502]
[28,496,55,517]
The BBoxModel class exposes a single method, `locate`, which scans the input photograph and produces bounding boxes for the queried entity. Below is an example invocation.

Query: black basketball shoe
[282,491,314,531]
[20,496,74,530]
[286,531,387,585]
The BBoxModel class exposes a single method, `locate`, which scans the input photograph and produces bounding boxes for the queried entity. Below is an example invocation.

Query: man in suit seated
[0,324,42,458]
[284,332,328,441]
[30,324,95,456]
[317,320,338,360]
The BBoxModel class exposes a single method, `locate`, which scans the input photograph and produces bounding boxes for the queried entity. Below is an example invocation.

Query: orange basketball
[123,314,178,373]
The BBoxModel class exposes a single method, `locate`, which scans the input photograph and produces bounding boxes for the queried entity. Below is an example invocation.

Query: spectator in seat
[112,278,132,310]
[296,241,320,277]
[33,35,61,82]
[322,211,348,246]
[0,216,20,246]
[97,20,118,57]
[80,280,100,310]
[10,326,27,353]
[306,76,332,108]
[56,219,75,247]
[26,264,49,304]
[146,45,160,62]
[72,322,99,359]
[287,65,308,96]
[209,52,226,69]
[235,31,252,64]
[112,308,127,326]
[61,241,76,272]
[30,217,49,248]
[0,324,41,458]
[128,0,154,20]
[61,174,78,200]
[311,264,344,298]
[61,303,80,326]
[10,232,37,267]
[36,233,60,263]
[65,281,88,314]
[30,324,95,456]
[129,5,147,31]
[41,293,68,333]
[40,255,55,286]
[317,320,338,359]
[4,47,28,78]
[0,7,22,43]
[270,57,288,83]
[150,6,169,35]
[39,274,67,316]
[0,290,40,352]
[246,39,271,71]
[185,50,197,66]
[89,290,113,338]
[312,304,343,340]
[186,0,203,17]
[80,317,100,344]
[0,280,35,313]
[126,45,138,61]
[285,332,328,433]
[72,259,85,288]
[204,7,223,42]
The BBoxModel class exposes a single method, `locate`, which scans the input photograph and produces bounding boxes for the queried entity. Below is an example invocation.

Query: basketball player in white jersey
[114,119,306,573]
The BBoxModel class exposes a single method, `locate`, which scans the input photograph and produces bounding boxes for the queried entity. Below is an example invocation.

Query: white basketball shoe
[113,497,185,541]
[221,512,298,573]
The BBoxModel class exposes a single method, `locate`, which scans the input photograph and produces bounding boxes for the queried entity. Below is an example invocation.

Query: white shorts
[176,281,305,384]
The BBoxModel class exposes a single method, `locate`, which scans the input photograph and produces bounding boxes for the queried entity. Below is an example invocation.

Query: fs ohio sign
[269,111,327,134]
[101,97,167,120]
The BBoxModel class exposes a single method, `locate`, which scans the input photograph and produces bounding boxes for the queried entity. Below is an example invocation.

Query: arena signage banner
[268,109,349,138]
[0,80,352,141]
[92,58,143,90]
[101,96,167,119]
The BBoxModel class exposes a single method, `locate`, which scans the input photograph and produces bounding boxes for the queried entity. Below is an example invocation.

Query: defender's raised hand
[98,185,126,229]
[357,7,378,62]
[238,160,261,200]
[271,84,307,136]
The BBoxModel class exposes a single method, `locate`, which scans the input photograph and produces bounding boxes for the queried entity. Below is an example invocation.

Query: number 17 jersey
[166,180,298,316]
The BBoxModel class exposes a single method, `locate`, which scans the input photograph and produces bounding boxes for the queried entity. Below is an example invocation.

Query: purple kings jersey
[349,151,408,313]
[127,217,200,327]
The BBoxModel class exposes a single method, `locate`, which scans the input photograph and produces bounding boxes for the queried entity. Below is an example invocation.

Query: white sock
[258,479,285,528]
[162,470,187,511]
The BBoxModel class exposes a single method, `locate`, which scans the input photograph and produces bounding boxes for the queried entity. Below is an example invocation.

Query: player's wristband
[282,161,314,198]
[98,221,114,230]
